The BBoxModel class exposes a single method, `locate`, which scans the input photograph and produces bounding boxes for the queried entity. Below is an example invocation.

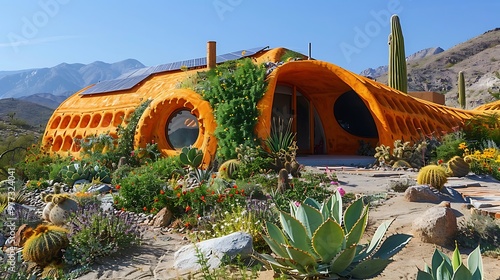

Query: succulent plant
[256,192,412,279]
[416,244,483,280]
[218,159,240,180]
[417,165,448,191]
[22,224,69,266]
[446,156,470,177]
[179,146,203,169]
[375,140,427,168]
[58,162,111,186]
[388,14,408,93]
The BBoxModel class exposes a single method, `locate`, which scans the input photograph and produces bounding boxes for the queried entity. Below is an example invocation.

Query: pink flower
[294,201,301,207]
[337,187,346,197]
[331,181,339,186]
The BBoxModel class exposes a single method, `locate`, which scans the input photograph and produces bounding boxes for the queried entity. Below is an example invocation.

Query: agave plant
[416,244,483,280]
[256,191,412,279]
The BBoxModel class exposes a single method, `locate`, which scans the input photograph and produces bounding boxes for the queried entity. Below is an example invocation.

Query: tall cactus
[458,71,466,109]
[388,14,408,93]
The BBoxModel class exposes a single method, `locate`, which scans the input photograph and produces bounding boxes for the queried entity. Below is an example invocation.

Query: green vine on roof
[197,58,268,160]
[116,99,152,157]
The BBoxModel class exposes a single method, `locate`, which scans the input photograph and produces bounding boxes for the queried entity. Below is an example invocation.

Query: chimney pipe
[207,41,216,70]
[308,42,312,60]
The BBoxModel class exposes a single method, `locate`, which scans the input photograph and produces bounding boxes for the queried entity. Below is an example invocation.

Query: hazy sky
[0,1,498,73]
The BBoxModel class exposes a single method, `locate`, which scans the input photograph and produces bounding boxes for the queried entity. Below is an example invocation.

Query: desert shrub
[457,212,500,257]
[166,181,247,219]
[434,131,466,161]
[192,202,275,253]
[114,168,165,213]
[16,143,53,181]
[233,145,273,179]
[463,112,500,150]
[64,203,141,267]
[0,133,36,180]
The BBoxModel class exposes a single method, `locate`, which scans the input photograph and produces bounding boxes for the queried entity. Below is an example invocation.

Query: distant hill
[0,59,145,99]
[18,92,72,109]
[359,47,444,78]
[0,98,54,128]
[363,28,500,108]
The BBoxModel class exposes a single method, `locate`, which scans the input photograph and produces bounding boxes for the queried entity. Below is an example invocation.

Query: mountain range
[0,59,145,108]
[361,28,500,109]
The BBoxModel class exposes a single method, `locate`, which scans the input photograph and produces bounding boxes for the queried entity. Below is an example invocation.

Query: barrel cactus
[22,224,69,266]
[446,156,470,177]
[256,192,412,279]
[417,165,448,191]
[218,159,240,179]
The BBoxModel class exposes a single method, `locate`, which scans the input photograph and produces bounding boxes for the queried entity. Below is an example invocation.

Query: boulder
[167,232,253,275]
[404,185,442,203]
[148,207,173,228]
[412,205,457,246]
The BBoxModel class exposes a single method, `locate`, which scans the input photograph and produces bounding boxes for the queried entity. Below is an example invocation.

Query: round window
[165,109,199,149]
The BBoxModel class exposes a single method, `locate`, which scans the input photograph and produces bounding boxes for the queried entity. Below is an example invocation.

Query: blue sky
[0,1,498,74]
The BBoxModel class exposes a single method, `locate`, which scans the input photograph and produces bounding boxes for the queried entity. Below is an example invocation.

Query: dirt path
[75,169,500,279]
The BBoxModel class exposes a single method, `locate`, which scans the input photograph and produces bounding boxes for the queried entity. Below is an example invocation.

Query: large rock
[148,207,173,228]
[169,232,253,275]
[412,205,457,246]
[404,185,443,203]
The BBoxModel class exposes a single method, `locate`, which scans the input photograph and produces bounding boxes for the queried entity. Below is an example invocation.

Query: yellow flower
[458,142,467,150]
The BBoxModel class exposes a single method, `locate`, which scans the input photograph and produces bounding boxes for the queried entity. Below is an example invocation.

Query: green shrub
[457,213,500,257]
[434,131,466,161]
[463,112,500,150]
[114,168,165,213]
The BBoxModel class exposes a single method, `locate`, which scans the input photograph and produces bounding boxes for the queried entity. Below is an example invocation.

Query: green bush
[463,112,500,150]
[198,58,268,161]
[434,131,466,161]
[114,168,165,213]
[457,213,500,257]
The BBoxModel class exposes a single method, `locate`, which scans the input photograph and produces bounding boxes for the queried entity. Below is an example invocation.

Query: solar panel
[81,46,268,95]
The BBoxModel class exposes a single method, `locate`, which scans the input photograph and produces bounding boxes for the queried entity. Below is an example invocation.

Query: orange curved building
[42,43,498,162]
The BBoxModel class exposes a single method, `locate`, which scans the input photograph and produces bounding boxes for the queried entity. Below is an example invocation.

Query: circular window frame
[165,108,200,150]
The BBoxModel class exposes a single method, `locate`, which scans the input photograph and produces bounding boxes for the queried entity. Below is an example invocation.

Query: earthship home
[42,42,498,164]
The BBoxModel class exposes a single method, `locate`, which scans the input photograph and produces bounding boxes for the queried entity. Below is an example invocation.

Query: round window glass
[165,109,199,149]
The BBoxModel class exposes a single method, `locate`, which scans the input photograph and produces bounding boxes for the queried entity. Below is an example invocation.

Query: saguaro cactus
[388,14,408,93]
[458,71,466,109]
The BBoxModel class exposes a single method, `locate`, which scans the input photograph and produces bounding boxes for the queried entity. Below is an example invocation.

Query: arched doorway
[272,84,326,154]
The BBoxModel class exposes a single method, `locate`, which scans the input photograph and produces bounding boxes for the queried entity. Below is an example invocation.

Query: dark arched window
[165,109,199,149]
[334,90,378,138]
